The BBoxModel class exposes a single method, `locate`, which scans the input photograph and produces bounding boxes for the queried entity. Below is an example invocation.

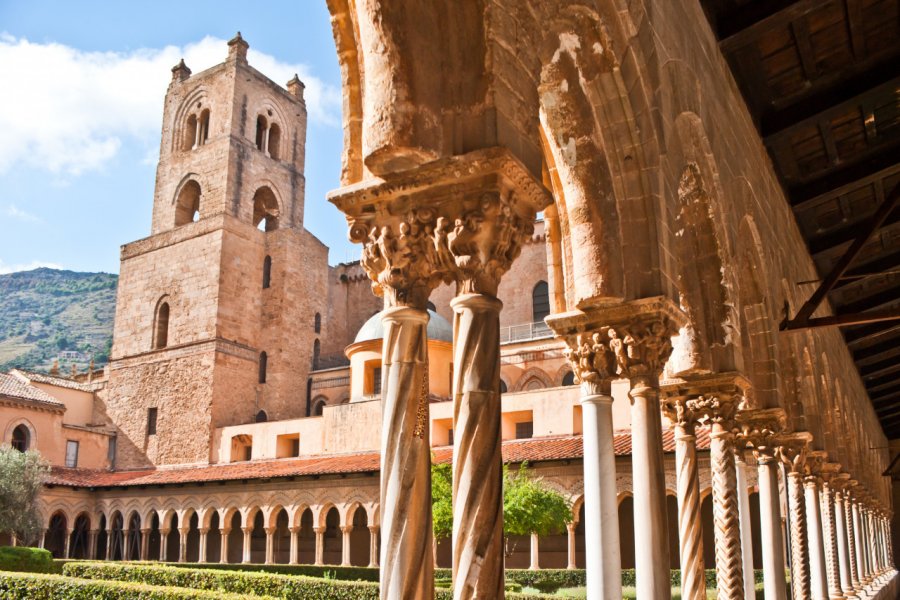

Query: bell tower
[103,34,329,469]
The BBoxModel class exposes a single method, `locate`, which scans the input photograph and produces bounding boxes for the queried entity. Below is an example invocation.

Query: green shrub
[0,571,267,599]
[159,561,380,582]
[0,546,54,573]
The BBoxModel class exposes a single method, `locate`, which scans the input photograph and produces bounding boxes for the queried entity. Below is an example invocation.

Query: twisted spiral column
[844,494,860,591]
[674,418,705,600]
[787,471,810,600]
[833,490,855,596]
[379,306,434,600]
[819,482,845,599]
[804,476,829,599]
[709,423,744,600]
[451,293,504,600]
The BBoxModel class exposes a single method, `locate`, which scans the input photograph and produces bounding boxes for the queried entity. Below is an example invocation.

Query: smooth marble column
[241,527,252,564]
[379,306,434,599]
[265,526,276,565]
[451,293,504,600]
[341,526,352,566]
[198,528,209,563]
[178,528,189,563]
[289,526,300,565]
[630,375,672,600]
[804,477,829,600]
[368,526,379,568]
[834,491,855,597]
[314,526,325,566]
[736,456,757,600]
[219,528,230,564]
[581,387,622,598]
[529,533,540,570]
[566,522,577,570]
[63,529,72,559]
[757,451,788,600]
[140,528,150,561]
[159,529,169,562]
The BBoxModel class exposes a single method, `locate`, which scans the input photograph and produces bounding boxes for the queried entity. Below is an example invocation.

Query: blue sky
[0,0,359,274]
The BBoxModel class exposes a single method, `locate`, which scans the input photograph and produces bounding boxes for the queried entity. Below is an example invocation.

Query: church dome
[354,309,453,344]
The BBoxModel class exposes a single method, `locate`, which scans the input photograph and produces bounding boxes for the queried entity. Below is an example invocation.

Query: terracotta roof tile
[0,373,64,409]
[11,369,93,392]
[47,429,711,489]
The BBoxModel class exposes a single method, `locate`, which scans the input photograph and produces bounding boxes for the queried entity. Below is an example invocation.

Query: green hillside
[0,268,117,373]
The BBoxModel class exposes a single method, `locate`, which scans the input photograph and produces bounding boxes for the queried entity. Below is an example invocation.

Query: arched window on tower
[255,115,268,152]
[258,351,268,384]
[268,123,281,160]
[153,302,170,349]
[11,424,30,452]
[174,180,201,226]
[262,256,272,289]
[184,114,198,151]
[532,280,550,322]
[314,313,321,334]
[252,186,280,232]
[312,339,320,370]
[199,109,210,145]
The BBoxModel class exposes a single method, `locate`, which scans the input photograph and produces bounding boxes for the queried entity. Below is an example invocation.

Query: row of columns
[40,523,380,569]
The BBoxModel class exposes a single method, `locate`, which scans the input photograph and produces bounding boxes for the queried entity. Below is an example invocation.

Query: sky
[0,0,360,275]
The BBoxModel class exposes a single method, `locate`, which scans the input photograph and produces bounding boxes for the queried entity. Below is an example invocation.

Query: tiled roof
[0,373,64,409]
[11,369,93,392]
[47,430,711,489]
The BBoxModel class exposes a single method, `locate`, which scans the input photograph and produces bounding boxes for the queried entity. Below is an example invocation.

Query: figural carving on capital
[735,407,787,462]
[562,329,616,394]
[774,433,813,474]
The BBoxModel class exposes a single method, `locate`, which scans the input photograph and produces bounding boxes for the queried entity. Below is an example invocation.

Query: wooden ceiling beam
[855,339,900,363]
[836,285,900,315]
[844,321,900,346]
[719,0,818,51]
[789,143,900,205]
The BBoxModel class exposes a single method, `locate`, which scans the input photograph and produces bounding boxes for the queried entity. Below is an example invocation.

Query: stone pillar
[314,526,325,566]
[88,530,99,561]
[820,473,845,599]
[241,527,252,564]
[736,453,757,600]
[551,326,622,599]
[178,527,189,563]
[140,528,150,561]
[265,526,276,565]
[368,526,379,568]
[330,145,550,600]
[289,526,300,565]
[198,528,209,563]
[803,468,829,600]
[833,484,856,597]
[451,292,504,600]
[159,529,169,562]
[851,500,867,584]
[341,526,353,567]
[842,488,860,592]
[220,528,230,564]
[529,533,540,570]
[38,529,47,550]
[777,435,813,600]
[566,522,577,570]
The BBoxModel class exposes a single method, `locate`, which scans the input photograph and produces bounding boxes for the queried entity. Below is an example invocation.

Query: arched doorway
[186,512,200,562]
[125,512,141,560]
[348,506,369,567]
[95,514,108,560]
[249,511,266,563]
[69,513,91,559]
[147,513,161,561]
[618,496,636,569]
[323,507,341,565]
[109,512,125,561]
[666,494,680,569]
[165,513,180,562]
[298,509,315,564]
[575,502,586,568]
[206,512,222,563]
[273,509,291,564]
[226,512,243,564]
[45,512,67,558]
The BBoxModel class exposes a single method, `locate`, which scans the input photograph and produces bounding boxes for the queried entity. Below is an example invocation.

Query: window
[11,424,29,452]
[198,109,210,145]
[184,108,210,150]
[515,421,534,440]
[147,408,158,435]
[312,339,320,370]
[184,114,198,151]
[174,180,201,226]
[499,379,508,394]
[153,302,170,349]
[373,367,382,395]
[252,186,279,231]
[532,281,550,322]
[255,410,268,423]
[562,371,576,386]
[314,313,321,334]
[230,435,253,462]
[255,115,268,151]
[276,433,300,458]
[258,352,268,384]
[262,256,272,289]
[312,399,326,416]
[65,440,79,468]
[268,123,281,160]
[447,428,454,446]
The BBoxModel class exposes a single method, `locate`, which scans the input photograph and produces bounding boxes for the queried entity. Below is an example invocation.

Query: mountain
[0,268,117,373]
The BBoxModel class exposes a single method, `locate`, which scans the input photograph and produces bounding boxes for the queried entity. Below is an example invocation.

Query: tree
[503,462,572,557]
[0,445,49,545]
[431,460,453,562]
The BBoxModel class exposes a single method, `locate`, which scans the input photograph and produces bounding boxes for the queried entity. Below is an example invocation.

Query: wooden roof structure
[699,0,900,437]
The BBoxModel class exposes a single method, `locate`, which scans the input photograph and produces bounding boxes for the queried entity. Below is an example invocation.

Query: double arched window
[255,113,282,160]
[183,108,210,151]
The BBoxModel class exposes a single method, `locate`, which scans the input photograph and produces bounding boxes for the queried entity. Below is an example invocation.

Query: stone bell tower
[103,34,329,469]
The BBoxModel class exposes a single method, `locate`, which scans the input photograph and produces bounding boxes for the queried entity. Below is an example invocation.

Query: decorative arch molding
[171,86,211,153]
[250,182,284,231]
[172,175,203,227]
[511,367,553,393]
[553,364,576,387]
[4,417,36,450]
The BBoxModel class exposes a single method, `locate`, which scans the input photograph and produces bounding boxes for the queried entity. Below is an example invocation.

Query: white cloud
[4,204,41,223]
[0,259,64,275]
[0,34,341,176]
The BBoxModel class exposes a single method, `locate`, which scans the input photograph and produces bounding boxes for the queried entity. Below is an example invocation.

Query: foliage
[0,546,54,573]
[0,268,117,372]
[0,571,269,599]
[503,462,572,541]
[0,446,49,544]
[154,561,380,582]
[431,460,453,541]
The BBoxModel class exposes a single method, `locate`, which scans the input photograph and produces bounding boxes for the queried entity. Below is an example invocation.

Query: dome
[354,309,453,344]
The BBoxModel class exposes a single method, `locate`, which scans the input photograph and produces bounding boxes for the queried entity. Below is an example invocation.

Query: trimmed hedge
[0,571,268,599]
[159,561,380,582]
[64,562,548,600]
[0,546,54,573]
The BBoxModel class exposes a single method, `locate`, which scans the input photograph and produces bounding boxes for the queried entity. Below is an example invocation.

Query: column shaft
[710,424,744,600]
[736,456,757,600]
[844,497,859,590]
[758,455,788,600]
[341,526,352,566]
[379,307,434,600]
[674,422,705,600]
[630,377,672,600]
[265,527,275,565]
[852,502,866,585]
[581,391,621,598]
[199,529,208,563]
[804,478,829,600]
[314,527,325,566]
[566,523,577,570]
[220,529,230,564]
[178,529,188,563]
[820,484,844,599]
[834,492,854,596]
[63,529,72,559]
[529,533,540,570]
[242,528,252,564]
[787,471,810,600]
[140,529,150,561]
[368,526,379,568]
[289,527,300,565]
[159,531,168,562]
[451,294,504,600]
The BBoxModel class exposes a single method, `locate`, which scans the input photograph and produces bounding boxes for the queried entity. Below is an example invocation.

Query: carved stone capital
[774,432,813,474]
[329,147,551,305]
[735,407,787,462]
[803,450,828,482]
[561,330,617,394]
[547,296,686,380]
